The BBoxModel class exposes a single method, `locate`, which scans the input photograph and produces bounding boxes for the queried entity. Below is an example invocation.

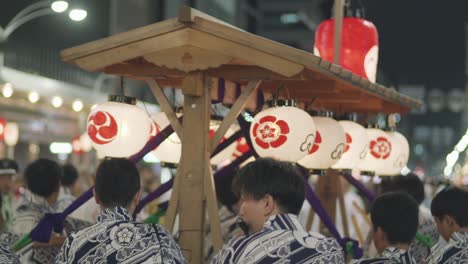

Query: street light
[0,0,87,43]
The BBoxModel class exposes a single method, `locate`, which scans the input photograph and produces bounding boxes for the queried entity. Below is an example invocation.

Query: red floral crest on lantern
[309,131,322,154]
[369,137,391,159]
[252,115,290,149]
[344,133,352,153]
[88,111,118,145]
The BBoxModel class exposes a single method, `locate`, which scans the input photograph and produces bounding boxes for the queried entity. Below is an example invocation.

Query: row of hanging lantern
[84,94,409,175]
[249,101,409,176]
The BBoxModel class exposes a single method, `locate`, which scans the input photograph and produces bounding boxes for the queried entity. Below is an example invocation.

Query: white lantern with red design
[375,131,410,176]
[332,121,369,170]
[210,123,238,165]
[250,103,316,162]
[4,122,19,146]
[87,96,151,157]
[298,116,346,169]
[151,112,182,164]
[314,17,379,82]
[359,128,393,173]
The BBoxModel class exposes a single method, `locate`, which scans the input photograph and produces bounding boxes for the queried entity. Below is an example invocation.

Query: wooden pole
[316,169,339,235]
[176,72,212,263]
[337,178,350,237]
[333,0,344,65]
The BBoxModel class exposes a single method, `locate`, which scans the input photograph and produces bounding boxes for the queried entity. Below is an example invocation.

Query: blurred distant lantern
[210,123,237,165]
[359,128,393,173]
[87,95,151,157]
[151,112,182,164]
[0,118,6,141]
[79,132,93,152]
[250,101,316,162]
[4,122,19,146]
[332,121,369,170]
[298,116,346,169]
[232,137,250,159]
[376,131,410,176]
[314,17,379,82]
[72,135,82,154]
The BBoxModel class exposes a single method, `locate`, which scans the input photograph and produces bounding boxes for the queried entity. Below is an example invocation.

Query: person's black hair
[214,168,239,211]
[95,158,140,208]
[24,159,61,198]
[381,174,425,204]
[61,164,79,187]
[371,192,419,244]
[232,158,305,215]
[431,186,468,227]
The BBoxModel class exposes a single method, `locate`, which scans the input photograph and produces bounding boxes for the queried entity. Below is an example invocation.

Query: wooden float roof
[61,6,421,114]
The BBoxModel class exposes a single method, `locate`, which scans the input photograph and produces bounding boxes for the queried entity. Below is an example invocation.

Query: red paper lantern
[0,118,6,141]
[314,17,379,82]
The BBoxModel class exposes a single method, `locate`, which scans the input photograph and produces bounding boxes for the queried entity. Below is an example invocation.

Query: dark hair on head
[431,186,468,227]
[0,159,19,175]
[95,158,140,208]
[24,159,61,198]
[61,164,79,187]
[381,173,425,204]
[232,158,306,215]
[371,192,419,244]
[215,168,239,211]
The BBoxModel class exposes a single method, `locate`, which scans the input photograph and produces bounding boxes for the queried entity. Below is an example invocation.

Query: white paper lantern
[79,132,93,152]
[376,131,410,176]
[298,117,346,169]
[332,121,369,170]
[359,128,394,173]
[250,106,316,162]
[151,112,182,164]
[87,99,151,158]
[4,122,19,146]
[210,123,237,165]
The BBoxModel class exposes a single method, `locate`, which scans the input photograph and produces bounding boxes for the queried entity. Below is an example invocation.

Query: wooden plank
[163,164,182,232]
[181,71,204,96]
[204,162,223,252]
[178,5,242,31]
[62,18,184,62]
[206,65,292,81]
[144,45,233,73]
[188,29,305,77]
[73,29,192,71]
[210,80,261,153]
[177,73,212,264]
[104,61,185,77]
[146,78,183,138]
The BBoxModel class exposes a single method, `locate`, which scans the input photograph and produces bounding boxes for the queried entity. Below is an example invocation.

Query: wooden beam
[181,71,204,96]
[163,165,182,232]
[206,65,292,81]
[146,78,183,138]
[210,80,261,153]
[177,72,213,264]
[104,61,185,77]
[317,169,339,235]
[204,164,223,252]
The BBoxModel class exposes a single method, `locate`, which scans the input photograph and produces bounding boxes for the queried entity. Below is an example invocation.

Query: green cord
[415,232,434,248]
[13,234,32,252]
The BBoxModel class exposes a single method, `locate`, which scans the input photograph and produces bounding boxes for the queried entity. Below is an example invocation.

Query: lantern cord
[274,83,290,100]
[120,76,125,96]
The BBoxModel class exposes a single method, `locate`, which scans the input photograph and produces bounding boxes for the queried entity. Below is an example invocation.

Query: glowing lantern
[250,104,316,162]
[87,96,151,158]
[359,128,393,173]
[376,131,410,176]
[4,122,19,146]
[79,132,93,152]
[332,121,369,170]
[210,123,237,165]
[72,136,82,154]
[298,116,346,169]
[314,17,379,82]
[0,118,6,141]
[151,112,182,164]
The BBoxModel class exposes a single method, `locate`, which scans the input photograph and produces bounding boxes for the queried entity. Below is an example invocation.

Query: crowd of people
[0,157,466,263]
